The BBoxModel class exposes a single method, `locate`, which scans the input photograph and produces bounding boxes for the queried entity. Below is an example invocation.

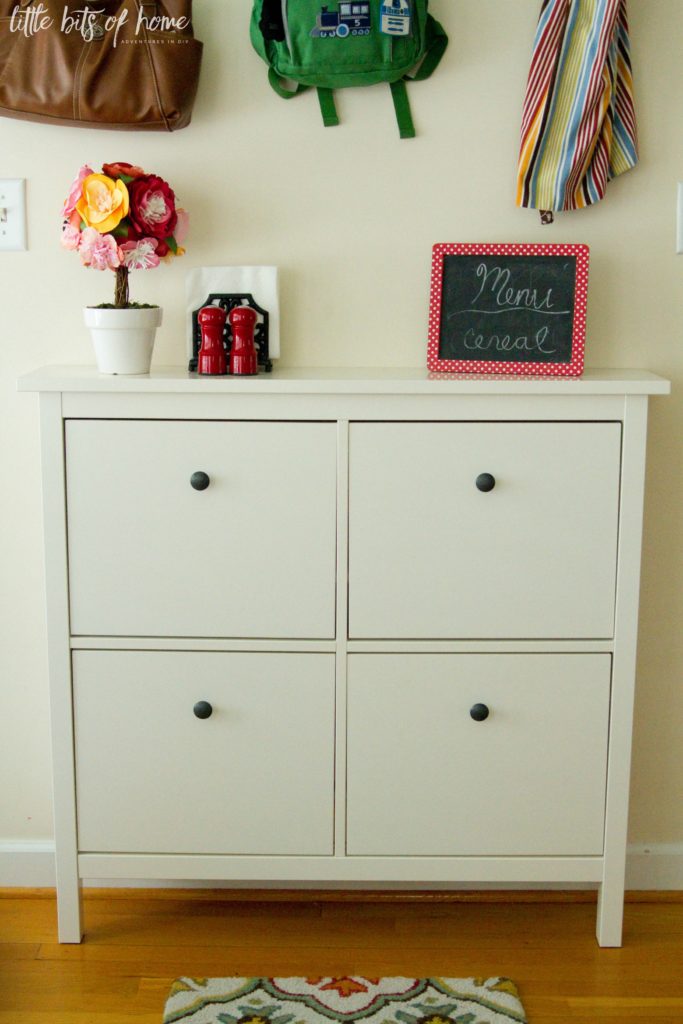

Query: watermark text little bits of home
[9,3,190,46]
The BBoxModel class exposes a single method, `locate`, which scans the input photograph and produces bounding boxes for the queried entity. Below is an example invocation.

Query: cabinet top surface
[18,365,670,396]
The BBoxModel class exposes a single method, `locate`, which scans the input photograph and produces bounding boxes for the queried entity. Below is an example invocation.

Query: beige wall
[0,0,681,847]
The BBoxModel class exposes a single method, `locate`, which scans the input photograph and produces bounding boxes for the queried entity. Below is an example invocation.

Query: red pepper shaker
[228,305,259,376]
[197,306,228,375]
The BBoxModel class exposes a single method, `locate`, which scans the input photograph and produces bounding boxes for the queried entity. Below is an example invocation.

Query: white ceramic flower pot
[84,306,163,375]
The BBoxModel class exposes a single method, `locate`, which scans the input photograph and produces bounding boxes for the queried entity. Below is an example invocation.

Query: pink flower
[78,228,121,271]
[62,165,94,218]
[61,223,82,251]
[120,237,161,271]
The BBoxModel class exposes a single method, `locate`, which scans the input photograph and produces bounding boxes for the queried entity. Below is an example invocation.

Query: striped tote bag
[517,0,638,221]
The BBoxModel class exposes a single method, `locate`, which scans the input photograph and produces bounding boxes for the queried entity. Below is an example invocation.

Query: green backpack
[250,0,448,138]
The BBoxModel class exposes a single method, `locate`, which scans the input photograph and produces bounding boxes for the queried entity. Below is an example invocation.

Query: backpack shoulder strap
[390,80,416,139]
[317,88,340,127]
[389,14,447,138]
[268,67,310,98]
[409,14,448,82]
[268,13,447,137]
[269,69,339,129]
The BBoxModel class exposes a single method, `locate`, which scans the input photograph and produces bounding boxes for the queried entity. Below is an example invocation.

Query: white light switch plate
[0,178,27,251]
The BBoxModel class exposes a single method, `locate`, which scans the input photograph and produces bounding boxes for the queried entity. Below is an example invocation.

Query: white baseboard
[1,840,682,891]
[625,843,683,889]
[0,841,57,887]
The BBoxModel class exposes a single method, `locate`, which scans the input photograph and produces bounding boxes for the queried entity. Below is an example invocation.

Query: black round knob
[190,471,210,491]
[193,701,213,720]
[470,703,490,722]
[476,473,496,493]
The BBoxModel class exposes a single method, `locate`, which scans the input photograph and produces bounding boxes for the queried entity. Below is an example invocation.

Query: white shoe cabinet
[19,366,669,946]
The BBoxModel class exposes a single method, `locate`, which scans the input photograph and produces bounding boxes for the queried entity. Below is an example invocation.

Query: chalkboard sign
[427,243,589,376]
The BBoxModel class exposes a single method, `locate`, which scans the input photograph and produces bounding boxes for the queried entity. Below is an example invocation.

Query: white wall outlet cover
[186,266,280,360]
[677,183,683,255]
[0,178,27,252]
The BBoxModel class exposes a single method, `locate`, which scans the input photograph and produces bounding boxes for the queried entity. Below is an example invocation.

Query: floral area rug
[162,977,527,1024]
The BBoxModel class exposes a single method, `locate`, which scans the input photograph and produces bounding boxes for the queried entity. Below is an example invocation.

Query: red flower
[305,979,381,998]
[127,174,178,242]
[102,162,146,180]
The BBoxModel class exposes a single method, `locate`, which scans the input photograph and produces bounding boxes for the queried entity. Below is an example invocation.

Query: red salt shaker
[228,305,259,376]
[197,306,227,375]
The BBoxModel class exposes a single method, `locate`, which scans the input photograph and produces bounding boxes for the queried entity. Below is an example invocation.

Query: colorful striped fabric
[517,0,638,218]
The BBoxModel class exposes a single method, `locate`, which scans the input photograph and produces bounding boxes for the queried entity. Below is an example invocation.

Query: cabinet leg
[56,872,84,944]
[596,880,624,947]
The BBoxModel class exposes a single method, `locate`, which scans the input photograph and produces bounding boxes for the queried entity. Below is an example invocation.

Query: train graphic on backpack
[310,2,412,39]
[310,3,371,38]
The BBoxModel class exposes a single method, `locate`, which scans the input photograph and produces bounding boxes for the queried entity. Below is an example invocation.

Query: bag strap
[268,67,309,99]
[408,15,448,82]
[317,82,413,137]
[134,0,170,131]
[317,87,339,128]
[390,79,415,139]
[390,17,447,139]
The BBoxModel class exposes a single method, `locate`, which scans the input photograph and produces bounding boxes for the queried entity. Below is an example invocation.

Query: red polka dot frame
[427,242,590,377]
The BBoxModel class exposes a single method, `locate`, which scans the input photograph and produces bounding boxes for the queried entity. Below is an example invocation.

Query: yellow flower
[76,174,129,234]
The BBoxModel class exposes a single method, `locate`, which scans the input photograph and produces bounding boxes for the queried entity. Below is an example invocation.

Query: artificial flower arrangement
[61,161,188,307]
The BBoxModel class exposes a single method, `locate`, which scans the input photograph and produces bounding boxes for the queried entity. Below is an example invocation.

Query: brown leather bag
[0,0,202,130]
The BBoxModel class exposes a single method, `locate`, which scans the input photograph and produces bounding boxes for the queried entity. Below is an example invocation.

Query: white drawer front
[66,421,337,638]
[73,651,335,855]
[349,422,621,639]
[347,654,610,856]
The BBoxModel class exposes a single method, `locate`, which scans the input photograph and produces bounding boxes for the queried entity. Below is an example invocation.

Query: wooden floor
[2,890,683,1023]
